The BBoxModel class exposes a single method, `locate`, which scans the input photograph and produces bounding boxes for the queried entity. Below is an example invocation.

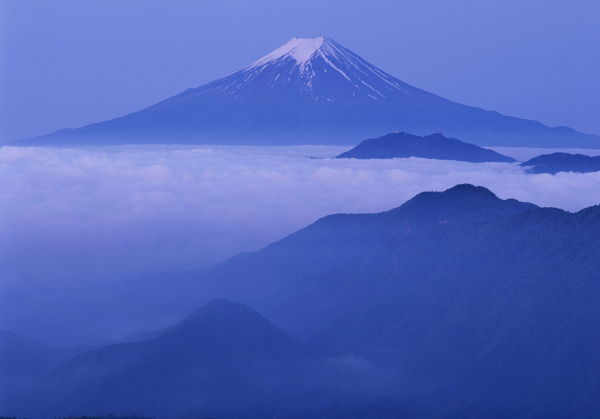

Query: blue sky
[1,0,600,142]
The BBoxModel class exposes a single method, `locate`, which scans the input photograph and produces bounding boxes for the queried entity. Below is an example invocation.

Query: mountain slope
[199,185,539,340]
[187,185,600,417]
[14,37,600,148]
[5,186,600,418]
[336,131,516,162]
[521,152,600,174]
[7,300,310,418]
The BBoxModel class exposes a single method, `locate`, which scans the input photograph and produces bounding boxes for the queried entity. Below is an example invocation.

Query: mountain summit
[336,131,516,162]
[233,36,419,103]
[15,37,600,148]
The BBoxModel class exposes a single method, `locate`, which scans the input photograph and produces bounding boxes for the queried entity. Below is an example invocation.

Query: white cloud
[2,144,600,345]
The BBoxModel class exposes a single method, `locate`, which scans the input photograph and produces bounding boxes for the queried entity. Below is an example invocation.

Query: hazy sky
[1,0,600,142]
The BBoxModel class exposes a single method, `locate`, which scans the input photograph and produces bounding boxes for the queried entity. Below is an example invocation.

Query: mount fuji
[15,37,600,148]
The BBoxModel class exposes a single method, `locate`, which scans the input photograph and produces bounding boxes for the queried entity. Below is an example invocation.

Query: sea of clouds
[2,144,600,345]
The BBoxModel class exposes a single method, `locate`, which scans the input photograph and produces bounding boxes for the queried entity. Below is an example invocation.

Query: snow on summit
[250,37,325,68]
[17,36,599,148]
[218,36,414,100]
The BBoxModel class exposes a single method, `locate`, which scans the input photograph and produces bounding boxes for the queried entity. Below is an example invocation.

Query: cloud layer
[2,144,600,345]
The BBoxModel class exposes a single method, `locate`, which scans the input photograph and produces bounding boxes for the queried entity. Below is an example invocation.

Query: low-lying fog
[2,144,600,346]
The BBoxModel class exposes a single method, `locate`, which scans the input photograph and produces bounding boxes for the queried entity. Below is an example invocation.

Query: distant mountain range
[4,184,600,418]
[12,37,600,148]
[335,134,600,173]
[336,131,516,162]
[521,152,600,174]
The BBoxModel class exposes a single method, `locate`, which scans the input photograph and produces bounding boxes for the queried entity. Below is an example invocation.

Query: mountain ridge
[521,152,600,174]
[6,299,311,418]
[198,184,540,342]
[336,132,517,162]
[194,185,600,417]
[4,185,600,418]
[13,37,600,148]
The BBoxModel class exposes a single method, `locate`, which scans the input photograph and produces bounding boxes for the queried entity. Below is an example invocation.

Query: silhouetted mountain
[6,185,600,418]
[521,152,600,174]
[201,184,539,340]
[7,300,312,418]
[189,184,600,417]
[336,132,516,162]
[13,37,599,148]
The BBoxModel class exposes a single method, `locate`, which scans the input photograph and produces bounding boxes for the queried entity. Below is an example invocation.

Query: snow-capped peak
[200,36,413,102]
[249,37,325,69]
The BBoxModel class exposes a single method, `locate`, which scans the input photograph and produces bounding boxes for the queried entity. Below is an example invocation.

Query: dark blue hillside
[201,185,538,339]
[521,152,600,174]
[192,185,600,417]
[4,185,600,418]
[6,300,310,418]
[336,132,516,163]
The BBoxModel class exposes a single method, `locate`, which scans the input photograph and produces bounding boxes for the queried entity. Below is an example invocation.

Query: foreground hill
[336,131,516,162]
[13,37,600,148]
[7,300,311,418]
[521,152,600,174]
